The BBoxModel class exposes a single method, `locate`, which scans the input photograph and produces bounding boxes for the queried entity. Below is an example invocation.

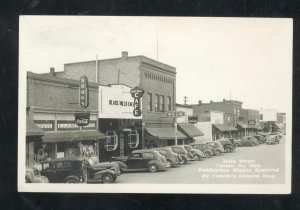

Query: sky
[19,16,293,113]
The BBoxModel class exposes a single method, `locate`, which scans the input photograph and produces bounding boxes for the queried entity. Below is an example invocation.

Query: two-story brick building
[237,108,262,136]
[192,99,242,139]
[55,51,180,153]
[26,71,104,167]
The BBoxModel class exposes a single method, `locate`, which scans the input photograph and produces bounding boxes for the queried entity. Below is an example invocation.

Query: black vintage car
[111,149,167,173]
[40,157,120,184]
[216,139,236,153]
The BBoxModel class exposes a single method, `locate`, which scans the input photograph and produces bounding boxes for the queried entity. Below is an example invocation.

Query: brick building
[26,71,104,167]
[55,51,179,151]
[192,99,242,139]
[237,108,262,136]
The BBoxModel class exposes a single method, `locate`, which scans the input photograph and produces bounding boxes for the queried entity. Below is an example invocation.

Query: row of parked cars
[25,133,283,184]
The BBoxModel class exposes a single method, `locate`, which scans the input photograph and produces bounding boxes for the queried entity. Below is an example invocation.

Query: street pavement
[116,136,286,184]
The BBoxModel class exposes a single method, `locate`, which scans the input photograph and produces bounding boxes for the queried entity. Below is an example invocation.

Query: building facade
[259,109,279,133]
[26,71,104,167]
[55,51,179,150]
[237,108,261,136]
[277,112,286,134]
[192,99,242,139]
[98,84,143,161]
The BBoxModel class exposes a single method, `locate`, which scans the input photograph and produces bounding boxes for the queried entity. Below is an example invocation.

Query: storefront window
[80,141,97,157]
[128,130,139,148]
[105,131,118,151]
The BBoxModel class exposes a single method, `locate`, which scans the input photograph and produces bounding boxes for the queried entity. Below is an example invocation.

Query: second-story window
[147,93,152,111]
[160,95,165,112]
[167,96,172,111]
[155,94,159,112]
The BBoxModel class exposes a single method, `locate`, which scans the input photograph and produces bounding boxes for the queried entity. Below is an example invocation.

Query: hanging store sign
[130,87,144,117]
[248,120,256,125]
[188,116,198,124]
[167,111,185,117]
[74,112,90,126]
[79,75,89,108]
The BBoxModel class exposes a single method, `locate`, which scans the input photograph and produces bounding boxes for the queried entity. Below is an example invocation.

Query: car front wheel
[102,173,114,183]
[149,164,158,172]
[65,177,79,184]
[204,151,211,158]
[193,154,201,161]
[215,150,221,156]
[166,160,173,168]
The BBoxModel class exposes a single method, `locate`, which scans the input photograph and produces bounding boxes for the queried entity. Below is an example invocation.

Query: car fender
[64,175,80,183]
[112,161,127,171]
[93,169,116,180]
[148,160,160,166]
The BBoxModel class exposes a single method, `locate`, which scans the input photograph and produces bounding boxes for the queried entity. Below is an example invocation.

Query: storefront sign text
[248,120,256,125]
[75,112,90,126]
[34,120,55,131]
[130,87,144,117]
[79,75,89,108]
[188,116,198,123]
[109,100,133,106]
[167,111,185,117]
[57,120,79,131]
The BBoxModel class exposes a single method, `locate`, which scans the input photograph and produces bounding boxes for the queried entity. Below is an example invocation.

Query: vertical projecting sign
[79,75,89,108]
[130,87,144,117]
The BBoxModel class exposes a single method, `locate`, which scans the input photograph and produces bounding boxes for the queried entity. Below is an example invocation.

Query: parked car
[266,134,280,145]
[190,142,214,158]
[153,147,182,167]
[216,139,236,153]
[26,167,49,183]
[183,145,205,161]
[253,135,265,144]
[40,157,120,183]
[168,145,191,164]
[111,149,167,173]
[233,136,259,147]
[203,141,224,155]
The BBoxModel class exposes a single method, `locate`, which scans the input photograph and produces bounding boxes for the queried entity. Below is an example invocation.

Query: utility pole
[184,96,188,105]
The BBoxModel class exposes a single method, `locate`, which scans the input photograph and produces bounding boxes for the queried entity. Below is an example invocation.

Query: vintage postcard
[18,16,292,193]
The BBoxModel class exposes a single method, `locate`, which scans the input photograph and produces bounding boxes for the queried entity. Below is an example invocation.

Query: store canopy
[42,131,106,143]
[26,118,44,137]
[213,124,238,132]
[274,123,282,129]
[146,127,187,140]
[237,122,248,129]
[178,123,204,137]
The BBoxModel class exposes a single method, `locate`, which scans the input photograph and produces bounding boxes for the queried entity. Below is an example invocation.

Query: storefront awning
[26,118,44,137]
[213,124,238,132]
[146,127,187,140]
[274,123,281,129]
[42,131,106,143]
[237,122,248,129]
[178,123,204,137]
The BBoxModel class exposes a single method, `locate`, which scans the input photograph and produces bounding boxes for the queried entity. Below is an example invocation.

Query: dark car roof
[40,157,83,163]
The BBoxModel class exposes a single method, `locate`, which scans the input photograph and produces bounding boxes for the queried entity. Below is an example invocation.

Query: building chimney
[121,51,128,58]
[198,100,202,105]
[223,99,226,102]
[210,100,213,103]
[50,67,55,76]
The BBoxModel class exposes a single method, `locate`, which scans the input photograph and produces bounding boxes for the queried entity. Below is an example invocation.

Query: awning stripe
[213,124,238,132]
[178,123,204,137]
[146,127,187,140]
[42,131,106,143]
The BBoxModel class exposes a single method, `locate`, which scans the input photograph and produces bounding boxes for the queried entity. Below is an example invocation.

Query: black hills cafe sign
[130,87,144,117]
